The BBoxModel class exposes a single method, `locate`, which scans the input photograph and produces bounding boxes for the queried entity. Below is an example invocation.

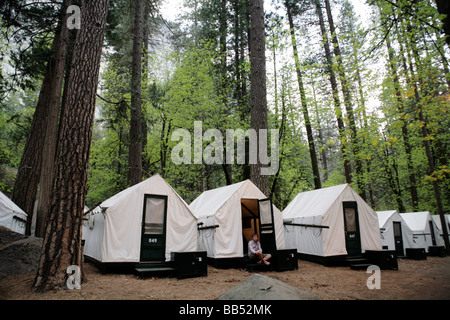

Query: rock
[217,273,319,300]
[0,227,42,280]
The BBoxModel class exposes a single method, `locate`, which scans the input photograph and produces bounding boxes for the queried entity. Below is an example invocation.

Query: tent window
[344,207,357,232]
[393,221,402,237]
[259,200,273,225]
[144,197,165,234]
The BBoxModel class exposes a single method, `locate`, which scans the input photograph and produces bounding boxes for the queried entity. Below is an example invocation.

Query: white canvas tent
[83,174,198,263]
[377,210,415,256]
[0,191,28,235]
[283,184,382,261]
[189,180,286,260]
[400,211,444,252]
[432,214,450,244]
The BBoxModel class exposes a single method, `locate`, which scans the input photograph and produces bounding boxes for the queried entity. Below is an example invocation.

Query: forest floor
[1,227,449,300]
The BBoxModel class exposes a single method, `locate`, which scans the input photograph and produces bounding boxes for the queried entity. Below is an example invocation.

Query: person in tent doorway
[248,233,271,265]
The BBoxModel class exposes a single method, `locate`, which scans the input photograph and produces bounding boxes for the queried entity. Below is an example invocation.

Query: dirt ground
[1,254,450,300]
[1,227,449,300]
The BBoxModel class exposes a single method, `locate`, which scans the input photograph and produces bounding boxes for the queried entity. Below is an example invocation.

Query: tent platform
[428,246,447,257]
[406,248,427,260]
[297,253,348,266]
[363,250,398,270]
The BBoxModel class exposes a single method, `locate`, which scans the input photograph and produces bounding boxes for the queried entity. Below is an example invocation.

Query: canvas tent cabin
[432,214,450,244]
[81,206,90,242]
[400,211,444,252]
[377,210,415,257]
[189,180,286,267]
[283,184,382,264]
[0,191,28,235]
[83,174,199,272]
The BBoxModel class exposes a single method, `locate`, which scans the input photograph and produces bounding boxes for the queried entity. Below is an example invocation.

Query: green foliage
[1,0,449,215]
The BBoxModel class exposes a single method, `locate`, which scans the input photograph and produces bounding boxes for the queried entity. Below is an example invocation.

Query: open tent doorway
[241,198,277,257]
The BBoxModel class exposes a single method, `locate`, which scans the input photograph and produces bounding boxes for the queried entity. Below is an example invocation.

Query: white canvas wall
[283,184,382,258]
[432,214,450,244]
[400,212,444,252]
[190,180,286,259]
[377,210,415,255]
[83,174,198,263]
[0,191,27,235]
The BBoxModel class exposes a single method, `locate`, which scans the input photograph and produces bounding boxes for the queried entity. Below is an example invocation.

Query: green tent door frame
[393,221,404,256]
[140,194,168,262]
[343,201,362,257]
[258,198,277,254]
[429,221,437,246]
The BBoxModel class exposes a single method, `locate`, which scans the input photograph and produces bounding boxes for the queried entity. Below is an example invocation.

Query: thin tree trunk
[324,0,364,198]
[315,0,352,184]
[385,30,419,212]
[382,135,406,213]
[141,4,150,176]
[219,0,232,185]
[285,1,321,189]
[249,0,269,195]
[270,72,287,198]
[128,0,144,186]
[32,0,109,292]
[34,0,72,238]
[310,76,328,182]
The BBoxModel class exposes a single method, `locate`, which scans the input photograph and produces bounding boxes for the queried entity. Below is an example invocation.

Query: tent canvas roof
[190,181,246,219]
[0,191,28,234]
[377,210,398,228]
[400,212,431,232]
[282,184,348,219]
[431,214,450,232]
[0,191,27,217]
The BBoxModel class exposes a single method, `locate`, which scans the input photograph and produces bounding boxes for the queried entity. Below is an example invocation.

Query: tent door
[258,198,277,254]
[140,194,168,262]
[429,221,437,246]
[343,201,362,257]
[393,221,404,256]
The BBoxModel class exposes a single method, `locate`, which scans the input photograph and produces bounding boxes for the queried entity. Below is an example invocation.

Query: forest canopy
[1,0,449,214]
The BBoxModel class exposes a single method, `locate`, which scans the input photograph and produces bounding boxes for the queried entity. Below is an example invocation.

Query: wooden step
[349,263,372,270]
[134,262,176,279]
[346,255,371,270]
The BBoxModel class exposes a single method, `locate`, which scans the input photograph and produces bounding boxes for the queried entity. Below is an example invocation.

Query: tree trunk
[315,0,352,184]
[382,141,406,213]
[285,1,321,190]
[324,0,364,198]
[141,4,150,176]
[220,0,232,185]
[34,0,72,238]
[270,72,287,198]
[249,0,269,195]
[11,1,73,235]
[128,0,144,186]
[310,75,328,182]
[32,0,109,292]
[436,0,450,47]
